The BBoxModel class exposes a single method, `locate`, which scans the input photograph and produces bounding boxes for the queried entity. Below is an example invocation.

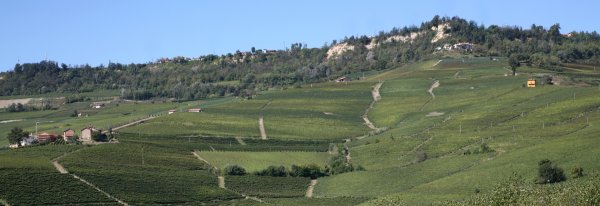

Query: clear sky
[1,0,598,71]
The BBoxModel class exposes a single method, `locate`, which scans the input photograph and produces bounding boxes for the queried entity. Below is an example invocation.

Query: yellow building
[527,79,536,88]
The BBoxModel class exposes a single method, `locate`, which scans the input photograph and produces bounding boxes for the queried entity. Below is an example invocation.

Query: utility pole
[141,146,145,165]
[35,121,39,137]
[587,116,590,125]
[459,124,462,134]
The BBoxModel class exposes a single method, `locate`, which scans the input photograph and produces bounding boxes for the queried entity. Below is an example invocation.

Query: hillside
[1,16,600,205]
[1,16,599,100]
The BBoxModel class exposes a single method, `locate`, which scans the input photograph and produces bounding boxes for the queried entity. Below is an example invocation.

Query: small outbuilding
[80,127,96,142]
[63,128,75,140]
[527,79,536,88]
[335,76,348,83]
[168,109,177,115]
[188,108,202,113]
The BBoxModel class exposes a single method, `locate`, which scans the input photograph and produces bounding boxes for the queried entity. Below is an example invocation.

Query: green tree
[290,164,326,179]
[91,130,107,142]
[537,159,566,184]
[7,127,28,146]
[549,23,562,44]
[224,165,247,176]
[508,54,519,76]
[255,165,288,177]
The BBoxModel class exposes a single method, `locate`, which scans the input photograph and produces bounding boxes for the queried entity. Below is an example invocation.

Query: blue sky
[1,0,598,71]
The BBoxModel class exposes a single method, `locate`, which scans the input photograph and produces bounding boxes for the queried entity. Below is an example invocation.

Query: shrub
[92,131,108,142]
[572,167,584,178]
[414,150,427,163]
[255,165,288,177]
[478,143,494,153]
[536,159,566,184]
[224,165,247,176]
[326,154,357,175]
[290,164,326,179]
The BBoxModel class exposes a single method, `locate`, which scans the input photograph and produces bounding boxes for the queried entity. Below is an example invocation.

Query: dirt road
[305,179,318,198]
[258,117,267,140]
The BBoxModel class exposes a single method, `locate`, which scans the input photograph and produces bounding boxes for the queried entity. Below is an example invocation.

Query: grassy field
[2,57,599,205]
[124,81,374,140]
[314,58,600,204]
[225,176,311,197]
[198,151,332,172]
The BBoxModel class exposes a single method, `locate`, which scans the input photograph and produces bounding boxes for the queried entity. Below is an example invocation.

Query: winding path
[192,151,264,202]
[52,161,68,174]
[71,174,129,205]
[362,82,383,131]
[427,80,440,99]
[218,176,226,189]
[51,151,128,205]
[420,80,440,111]
[305,179,318,198]
[258,117,267,140]
[192,151,216,169]
[109,116,157,132]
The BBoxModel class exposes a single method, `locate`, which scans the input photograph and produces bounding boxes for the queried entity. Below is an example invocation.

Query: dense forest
[1,16,599,99]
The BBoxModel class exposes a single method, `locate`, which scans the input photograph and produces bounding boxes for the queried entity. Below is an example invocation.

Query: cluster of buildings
[9,127,99,149]
[435,42,474,52]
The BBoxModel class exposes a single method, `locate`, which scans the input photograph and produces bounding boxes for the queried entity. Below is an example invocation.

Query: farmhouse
[335,76,348,83]
[80,127,96,142]
[37,132,58,142]
[188,108,202,113]
[168,109,177,114]
[63,128,75,140]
